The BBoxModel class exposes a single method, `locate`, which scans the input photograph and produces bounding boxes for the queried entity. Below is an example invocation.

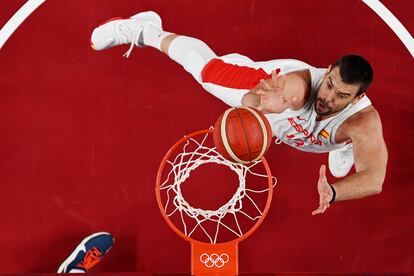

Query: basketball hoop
[156,128,276,275]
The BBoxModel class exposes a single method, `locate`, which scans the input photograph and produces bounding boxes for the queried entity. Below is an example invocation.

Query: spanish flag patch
[319,129,329,139]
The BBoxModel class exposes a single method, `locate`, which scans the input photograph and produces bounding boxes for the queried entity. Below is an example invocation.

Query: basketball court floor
[0,0,413,274]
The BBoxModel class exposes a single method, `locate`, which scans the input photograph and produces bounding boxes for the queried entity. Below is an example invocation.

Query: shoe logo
[199,253,229,268]
[79,244,87,253]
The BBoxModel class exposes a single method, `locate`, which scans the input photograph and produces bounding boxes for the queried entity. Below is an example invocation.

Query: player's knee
[182,51,209,81]
[168,36,216,81]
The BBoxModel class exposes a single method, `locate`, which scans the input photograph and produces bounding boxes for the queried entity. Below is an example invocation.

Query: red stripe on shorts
[201,58,280,89]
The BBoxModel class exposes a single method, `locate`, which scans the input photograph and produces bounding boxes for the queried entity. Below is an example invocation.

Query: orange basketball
[213,106,273,164]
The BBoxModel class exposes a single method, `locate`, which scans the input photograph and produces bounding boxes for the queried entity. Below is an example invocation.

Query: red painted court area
[0,0,413,274]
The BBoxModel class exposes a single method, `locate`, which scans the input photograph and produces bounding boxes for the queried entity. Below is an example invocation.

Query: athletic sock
[142,24,173,51]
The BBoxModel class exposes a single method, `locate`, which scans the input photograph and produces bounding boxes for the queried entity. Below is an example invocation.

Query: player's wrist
[329,184,336,203]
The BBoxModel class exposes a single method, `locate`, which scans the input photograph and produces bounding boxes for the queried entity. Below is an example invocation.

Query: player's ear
[323,65,332,78]
[352,92,365,104]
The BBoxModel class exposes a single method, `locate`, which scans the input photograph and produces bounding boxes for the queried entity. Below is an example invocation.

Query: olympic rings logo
[200,253,229,268]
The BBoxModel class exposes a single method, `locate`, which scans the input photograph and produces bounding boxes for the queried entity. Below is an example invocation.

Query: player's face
[315,66,362,117]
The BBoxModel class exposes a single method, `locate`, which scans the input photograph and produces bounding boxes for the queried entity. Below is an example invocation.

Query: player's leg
[148,31,217,83]
[91,11,217,83]
[91,11,250,107]
[153,32,248,107]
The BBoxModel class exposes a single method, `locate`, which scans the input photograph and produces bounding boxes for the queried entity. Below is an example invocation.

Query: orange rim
[155,128,274,246]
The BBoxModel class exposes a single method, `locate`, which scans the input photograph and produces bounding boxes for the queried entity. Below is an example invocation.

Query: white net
[159,130,277,244]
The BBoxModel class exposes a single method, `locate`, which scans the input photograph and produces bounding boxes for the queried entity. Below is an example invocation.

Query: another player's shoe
[328,144,354,178]
[57,232,114,273]
[90,11,162,57]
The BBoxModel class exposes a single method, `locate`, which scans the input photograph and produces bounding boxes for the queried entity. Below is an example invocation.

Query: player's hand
[312,165,333,215]
[255,71,297,113]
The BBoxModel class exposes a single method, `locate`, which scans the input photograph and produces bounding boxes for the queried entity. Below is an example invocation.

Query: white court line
[0,0,413,58]
[0,0,46,49]
[362,0,414,58]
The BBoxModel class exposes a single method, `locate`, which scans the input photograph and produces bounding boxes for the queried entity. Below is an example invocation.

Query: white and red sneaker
[328,144,354,178]
[90,11,162,57]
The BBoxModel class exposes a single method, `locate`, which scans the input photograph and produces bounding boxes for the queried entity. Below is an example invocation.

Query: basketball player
[90,11,388,215]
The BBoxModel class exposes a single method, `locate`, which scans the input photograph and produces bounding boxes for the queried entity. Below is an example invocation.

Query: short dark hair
[332,55,373,96]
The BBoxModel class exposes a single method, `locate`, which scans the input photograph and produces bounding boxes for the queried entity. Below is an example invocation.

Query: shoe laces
[76,246,103,271]
[113,21,141,58]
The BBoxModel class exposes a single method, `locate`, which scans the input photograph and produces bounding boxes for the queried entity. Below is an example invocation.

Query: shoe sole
[57,232,113,273]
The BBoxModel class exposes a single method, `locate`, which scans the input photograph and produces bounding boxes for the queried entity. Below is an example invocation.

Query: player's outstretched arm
[312,109,388,215]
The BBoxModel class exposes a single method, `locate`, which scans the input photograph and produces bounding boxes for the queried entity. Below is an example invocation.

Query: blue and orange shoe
[57,232,114,273]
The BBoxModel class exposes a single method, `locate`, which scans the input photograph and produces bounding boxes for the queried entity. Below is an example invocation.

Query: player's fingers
[322,197,330,211]
[319,164,326,176]
[322,194,331,210]
[317,192,327,210]
[278,74,287,89]
[260,79,272,90]
[318,192,325,208]
[324,193,330,203]
[272,70,279,87]
[319,165,327,181]
[255,89,269,95]
[314,203,328,215]
[312,207,324,215]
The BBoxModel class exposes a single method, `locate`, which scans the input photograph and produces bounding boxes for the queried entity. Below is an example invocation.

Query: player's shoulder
[341,105,383,137]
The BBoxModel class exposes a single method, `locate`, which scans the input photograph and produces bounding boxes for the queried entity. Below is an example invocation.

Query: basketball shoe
[57,232,114,273]
[90,11,162,57]
[328,144,354,178]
